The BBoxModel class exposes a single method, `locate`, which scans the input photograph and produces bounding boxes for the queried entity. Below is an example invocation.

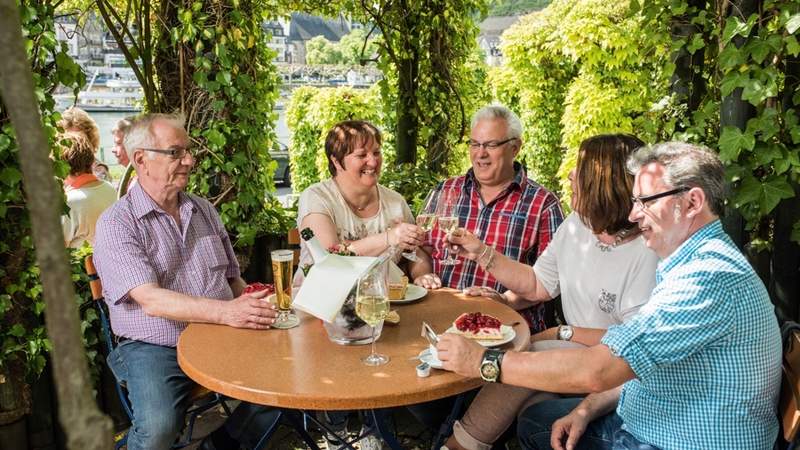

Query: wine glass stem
[370,325,377,356]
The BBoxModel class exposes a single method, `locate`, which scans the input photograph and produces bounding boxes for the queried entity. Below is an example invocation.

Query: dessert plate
[391,284,428,304]
[445,325,516,347]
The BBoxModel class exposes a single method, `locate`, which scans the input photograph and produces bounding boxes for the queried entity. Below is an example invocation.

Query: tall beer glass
[271,249,299,329]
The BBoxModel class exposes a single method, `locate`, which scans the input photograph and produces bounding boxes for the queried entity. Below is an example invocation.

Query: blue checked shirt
[602,220,781,449]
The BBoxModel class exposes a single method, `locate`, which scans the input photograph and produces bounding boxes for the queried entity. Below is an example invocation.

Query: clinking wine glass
[436,187,461,266]
[270,249,300,329]
[402,191,438,261]
[355,263,390,366]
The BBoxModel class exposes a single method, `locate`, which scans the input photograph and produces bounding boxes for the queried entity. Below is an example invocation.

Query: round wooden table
[177,288,530,411]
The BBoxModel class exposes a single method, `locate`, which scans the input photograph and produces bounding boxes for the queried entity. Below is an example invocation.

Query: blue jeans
[107,340,196,450]
[517,397,660,450]
[108,340,280,450]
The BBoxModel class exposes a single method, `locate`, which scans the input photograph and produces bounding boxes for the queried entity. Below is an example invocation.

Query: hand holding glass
[270,249,299,329]
[436,188,461,266]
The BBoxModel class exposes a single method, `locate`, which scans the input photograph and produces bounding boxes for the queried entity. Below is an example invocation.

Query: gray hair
[124,113,186,161]
[627,141,726,216]
[111,116,133,135]
[470,104,523,140]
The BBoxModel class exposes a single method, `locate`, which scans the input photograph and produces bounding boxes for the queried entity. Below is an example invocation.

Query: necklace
[595,227,632,253]
[337,181,377,212]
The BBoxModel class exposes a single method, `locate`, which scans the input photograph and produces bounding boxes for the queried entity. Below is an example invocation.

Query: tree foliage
[305,28,378,65]
[94,0,293,247]
[492,0,672,197]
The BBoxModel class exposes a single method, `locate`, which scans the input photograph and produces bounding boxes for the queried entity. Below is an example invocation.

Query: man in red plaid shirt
[411,104,563,333]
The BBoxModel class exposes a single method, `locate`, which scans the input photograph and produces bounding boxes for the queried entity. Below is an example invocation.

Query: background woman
[443,134,659,450]
[60,132,116,247]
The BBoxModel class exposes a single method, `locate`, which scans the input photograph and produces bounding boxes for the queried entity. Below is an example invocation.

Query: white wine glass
[436,187,461,266]
[355,263,390,366]
[402,190,438,261]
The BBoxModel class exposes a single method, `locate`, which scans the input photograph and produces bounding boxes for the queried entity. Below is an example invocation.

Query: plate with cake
[388,277,428,303]
[446,312,516,347]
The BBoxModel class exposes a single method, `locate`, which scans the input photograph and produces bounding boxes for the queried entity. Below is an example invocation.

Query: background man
[412,104,563,332]
[441,142,782,449]
[94,113,278,450]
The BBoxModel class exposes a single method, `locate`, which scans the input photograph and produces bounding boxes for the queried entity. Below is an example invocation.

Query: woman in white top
[443,134,660,450]
[60,131,117,248]
[295,120,425,284]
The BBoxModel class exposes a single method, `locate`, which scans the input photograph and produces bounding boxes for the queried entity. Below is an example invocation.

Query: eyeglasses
[631,186,690,210]
[467,138,517,151]
[140,146,193,160]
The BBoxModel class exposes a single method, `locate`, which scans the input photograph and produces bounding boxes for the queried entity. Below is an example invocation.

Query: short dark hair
[59,131,96,176]
[574,134,645,235]
[325,120,382,176]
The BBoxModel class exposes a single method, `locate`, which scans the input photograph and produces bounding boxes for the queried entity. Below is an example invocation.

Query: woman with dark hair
[440,134,659,450]
[295,120,425,284]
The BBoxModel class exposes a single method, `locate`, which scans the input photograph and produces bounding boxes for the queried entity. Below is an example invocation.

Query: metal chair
[84,255,231,449]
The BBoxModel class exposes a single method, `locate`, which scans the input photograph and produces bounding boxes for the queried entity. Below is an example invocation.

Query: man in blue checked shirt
[437,142,782,450]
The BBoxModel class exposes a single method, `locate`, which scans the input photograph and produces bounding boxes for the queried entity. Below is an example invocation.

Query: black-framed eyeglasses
[467,138,517,151]
[631,186,690,210]
[139,146,193,160]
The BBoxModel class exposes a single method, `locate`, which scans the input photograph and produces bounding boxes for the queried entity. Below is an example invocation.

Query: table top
[177,288,530,410]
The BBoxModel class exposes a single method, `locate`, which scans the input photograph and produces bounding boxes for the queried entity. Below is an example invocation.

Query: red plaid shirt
[424,163,563,332]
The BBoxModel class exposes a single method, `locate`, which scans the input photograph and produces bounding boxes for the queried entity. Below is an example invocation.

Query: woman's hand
[462,286,507,304]
[446,229,486,261]
[414,273,442,289]
[389,222,424,251]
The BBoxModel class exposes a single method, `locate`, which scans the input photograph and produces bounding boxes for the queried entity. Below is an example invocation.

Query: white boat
[56,64,144,112]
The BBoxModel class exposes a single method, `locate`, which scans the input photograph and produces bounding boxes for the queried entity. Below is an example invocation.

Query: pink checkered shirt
[93,183,240,347]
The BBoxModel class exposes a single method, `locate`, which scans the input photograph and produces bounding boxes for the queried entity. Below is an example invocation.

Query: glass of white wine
[402,190,438,261]
[355,263,390,366]
[436,187,461,266]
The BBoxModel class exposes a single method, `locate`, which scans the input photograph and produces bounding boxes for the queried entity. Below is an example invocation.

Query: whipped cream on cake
[453,312,503,340]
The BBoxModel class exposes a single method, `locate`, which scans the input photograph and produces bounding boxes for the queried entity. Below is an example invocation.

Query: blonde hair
[58,107,100,150]
[59,131,96,175]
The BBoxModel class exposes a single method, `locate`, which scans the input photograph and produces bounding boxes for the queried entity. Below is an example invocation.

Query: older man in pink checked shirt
[94,113,278,450]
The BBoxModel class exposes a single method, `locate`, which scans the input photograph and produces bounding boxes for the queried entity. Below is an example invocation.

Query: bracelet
[483,247,497,271]
[477,243,491,262]
[386,226,392,247]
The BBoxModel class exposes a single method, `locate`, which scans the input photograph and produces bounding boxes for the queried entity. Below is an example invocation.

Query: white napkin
[293,254,378,323]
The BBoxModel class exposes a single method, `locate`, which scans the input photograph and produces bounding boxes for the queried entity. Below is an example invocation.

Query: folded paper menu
[293,254,378,323]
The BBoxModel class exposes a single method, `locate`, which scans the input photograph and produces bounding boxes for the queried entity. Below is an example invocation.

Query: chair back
[781,322,800,444]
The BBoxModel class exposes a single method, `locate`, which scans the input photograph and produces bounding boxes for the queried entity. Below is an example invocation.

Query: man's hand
[414,273,442,289]
[222,288,278,329]
[550,406,592,450]
[462,286,507,304]
[445,228,485,260]
[436,333,485,378]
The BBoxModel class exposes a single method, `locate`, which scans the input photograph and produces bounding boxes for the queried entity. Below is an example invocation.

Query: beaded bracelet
[386,225,392,247]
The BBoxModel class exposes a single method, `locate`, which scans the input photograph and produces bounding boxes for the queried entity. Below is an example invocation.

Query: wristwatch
[557,325,574,341]
[479,349,505,382]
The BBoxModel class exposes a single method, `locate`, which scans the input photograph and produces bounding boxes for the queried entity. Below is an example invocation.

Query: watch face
[480,362,498,381]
